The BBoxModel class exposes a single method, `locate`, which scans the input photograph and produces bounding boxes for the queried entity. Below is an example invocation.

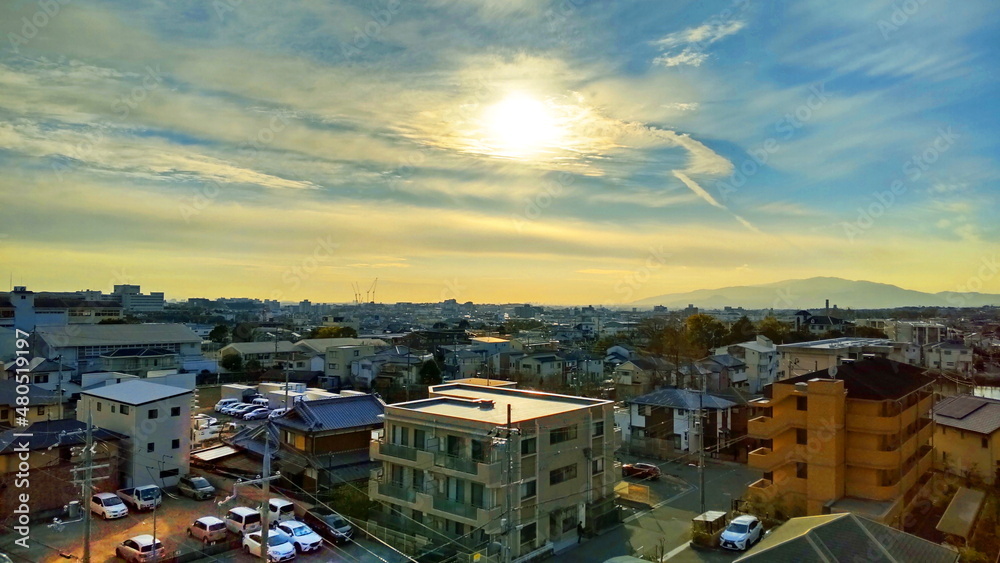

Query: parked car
[215,398,240,413]
[225,506,263,536]
[273,520,323,553]
[251,397,272,409]
[242,530,296,562]
[268,498,296,523]
[116,485,162,511]
[187,516,228,544]
[178,475,216,500]
[90,492,128,519]
[115,535,164,562]
[244,407,271,420]
[621,462,661,480]
[268,408,289,420]
[720,515,763,551]
[227,404,259,417]
[302,506,354,544]
[221,402,250,415]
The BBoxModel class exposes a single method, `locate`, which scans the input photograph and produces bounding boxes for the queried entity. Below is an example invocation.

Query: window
[97,401,102,412]
[520,480,537,499]
[983,437,989,449]
[172,439,180,449]
[549,463,578,485]
[328,363,337,370]
[593,421,605,437]
[414,429,426,450]
[36,406,45,415]
[148,409,158,419]
[521,437,537,455]
[796,396,807,411]
[796,462,808,479]
[550,425,578,445]
[121,405,129,415]
[592,458,604,475]
[147,443,155,453]
[520,522,537,546]
[673,435,682,449]
[34,374,49,384]
[1,409,8,420]
[171,406,180,417]
[796,428,808,445]
[638,404,652,416]
[354,350,360,356]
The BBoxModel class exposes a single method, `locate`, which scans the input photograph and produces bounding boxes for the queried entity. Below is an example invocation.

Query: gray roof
[630,388,736,411]
[706,354,746,369]
[4,357,73,374]
[81,379,191,405]
[0,379,59,406]
[221,341,297,355]
[737,513,958,563]
[294,338,386,354]
[0,419,127,454]
[38,324,201,348]
[274,394,385,433]
[934,395,1000,435]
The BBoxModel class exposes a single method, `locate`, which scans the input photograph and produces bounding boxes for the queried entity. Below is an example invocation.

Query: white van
[215,398,240,413]
[251,397,271,409]
[268,498,295,523]
[225,506,262,536]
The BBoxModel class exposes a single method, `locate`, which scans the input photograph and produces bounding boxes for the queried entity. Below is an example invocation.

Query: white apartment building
[716,336,779,394]
[885,321,947,347]
[77,380,192,488]
[777,337,910,379]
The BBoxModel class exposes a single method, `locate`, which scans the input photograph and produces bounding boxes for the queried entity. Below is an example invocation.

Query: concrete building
[716,336,779,394]
[112,285,166,313]
[77,380,192,488]
[923,341,974,374]
[745,359,936,528]
[0,286,123,332]
[933,395,1000,485]
[36,324,202,376]
[885,321,947,347]
[626,388,737,458]
[324,344,376,381]
[369,383,620,560]
[776,337,910,379]
[219,340,297,370]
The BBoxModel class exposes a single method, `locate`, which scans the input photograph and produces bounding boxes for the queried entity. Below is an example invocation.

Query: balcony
[370,440,433,469]
[370,479,416,504]
[746,478,775,499]
[432,452,503,482]
[428,495,501,527]
[748,445,803,472]
[846,446,899,469]
[748,410,806,439]
[845,414,901,434]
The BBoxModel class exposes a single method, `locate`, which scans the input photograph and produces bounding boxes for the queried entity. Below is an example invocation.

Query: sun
[481,94,566,158]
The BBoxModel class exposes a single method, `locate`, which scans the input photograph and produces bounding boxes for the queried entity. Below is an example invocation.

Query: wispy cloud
[652,20,746,68]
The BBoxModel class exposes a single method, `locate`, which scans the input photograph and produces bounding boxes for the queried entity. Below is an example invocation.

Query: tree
[756,316,789,344]
[244,359,262,373]
[419,360,442,385]
[209,324,229,344]
[722,316,756,345]
[685,314,727,355]
[219,354,242,372]
[457,319,470,329]
[309,326,358,338]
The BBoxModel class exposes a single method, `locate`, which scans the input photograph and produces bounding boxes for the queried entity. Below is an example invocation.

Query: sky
[1,0,998,306]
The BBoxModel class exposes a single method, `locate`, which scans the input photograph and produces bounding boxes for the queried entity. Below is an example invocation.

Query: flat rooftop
[389,383,610,424]
[777,337,900,350]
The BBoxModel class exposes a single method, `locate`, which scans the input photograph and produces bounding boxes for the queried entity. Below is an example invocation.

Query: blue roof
[274,394,385,433]
[630,388,737,410]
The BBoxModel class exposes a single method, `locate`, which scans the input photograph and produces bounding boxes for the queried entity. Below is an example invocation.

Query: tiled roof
[779,358,933,400]
[0,380,59,406]
[934,395,1000,435]
[3,357,73,373]
[222,341,297,355]
[737,513,958,563]
[0,419,127,454]
[100,347,177,357]
[274,394,385,433]
[630,388,736,410]
[38,324,201,347]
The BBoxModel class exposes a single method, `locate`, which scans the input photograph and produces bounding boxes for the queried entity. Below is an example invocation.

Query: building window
[147,443,155,453]
[110,405,115,414]
[593,421,605,437]
[796,397,807,411]
[983,437,989,449]
[520,480,536,500]
[328,363,337,370]
[521,437,537,455]
[121,405,129,415]
[37,406,45,415]
[149,409,158,419]
[796,428,808,445]
[172,439,180,449]
[592,458,605,475]
[97,402,102,412]
[520,522,537,546]
[34,374,49,384]
[550,463,578,485]
[171,406,180,417]
[550,425,578,445]
[673,434,682,449]
[796,462,808,479]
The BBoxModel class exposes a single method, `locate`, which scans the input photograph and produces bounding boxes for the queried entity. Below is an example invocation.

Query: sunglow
[480,94,567,159]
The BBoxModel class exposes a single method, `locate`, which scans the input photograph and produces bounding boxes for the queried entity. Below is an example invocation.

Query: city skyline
[2,1,998,305]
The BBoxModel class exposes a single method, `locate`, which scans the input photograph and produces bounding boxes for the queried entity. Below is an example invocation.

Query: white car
[244,407,271,420]
[274,520,323,553]
[90,492,129,519]
[268,408,289,420]
[115,534,164,562]
[215,398,239,413]
[719,514,763,551]
[242,530,297,562]
[228,404,259,417]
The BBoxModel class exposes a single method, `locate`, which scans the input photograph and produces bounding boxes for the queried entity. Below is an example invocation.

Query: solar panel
[937,397,986,419]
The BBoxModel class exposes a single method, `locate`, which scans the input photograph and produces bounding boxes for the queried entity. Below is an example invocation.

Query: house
[736,513,958,562]
[98,347,178,377]
[613,358,670,401]
[933,395,1000,484]
[744,358,936,528]
[792,308,852,334]
[626,388,737,460]
[324,344,376,381]
[36,323,203,376]
[716,336,779,394]
[369,382,620,559]
[923,341,973,374]
[697,354,748,392]
[0,380,62,427]
[516,353,566,380]
[77,380,192,488]
[0,419,126,517]
[3,357,74,389]
[219,340,297,370]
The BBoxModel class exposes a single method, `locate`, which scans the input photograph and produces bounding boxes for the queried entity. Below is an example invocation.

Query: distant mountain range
[631,277,1000,310]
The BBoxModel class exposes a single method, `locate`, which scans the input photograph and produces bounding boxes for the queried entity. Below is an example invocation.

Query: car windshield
[327,516,347,528]
[191,478,211,488]
[268,534,289,546]
[105,497,124,506]
[292,526,312,537]
[140,489,160,500]
[209,523,225,531]
[728,523,749,534]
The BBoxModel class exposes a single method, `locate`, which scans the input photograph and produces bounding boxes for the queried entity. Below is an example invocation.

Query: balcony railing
[434,452,480,474]
[748,410,806,439]
[748,445,803,472]
[380,442,419,462]
[377,481,416,503]
[431,495,481,520]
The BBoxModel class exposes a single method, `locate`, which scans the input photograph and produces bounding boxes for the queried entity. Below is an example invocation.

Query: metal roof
[0,419,127,453]
[933,395,1000,435]
[0,380,59,407]
[936,487,985,539]
[191,445,239,462]
[221,341,297,355]
[274,394,385,433]
[780,358,933,400]
[80,379,191,405]
[630,388,737,411]
[38,324,201,347]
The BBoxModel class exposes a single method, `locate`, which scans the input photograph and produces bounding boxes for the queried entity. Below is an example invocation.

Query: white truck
[116,485,162,511]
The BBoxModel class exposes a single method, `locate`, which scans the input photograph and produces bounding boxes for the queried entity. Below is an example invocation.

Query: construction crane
[351,282,361,305]
[367,278,378,304]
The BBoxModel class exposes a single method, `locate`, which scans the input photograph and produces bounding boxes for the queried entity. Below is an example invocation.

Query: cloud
[652,20,746,68]
[654,49,709,68]
[576,269,635,275]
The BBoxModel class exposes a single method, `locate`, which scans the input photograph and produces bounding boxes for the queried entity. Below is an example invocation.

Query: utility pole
[68,409,108,563]
[260,424,272,563]
[699,374,706,515]
[490,404,518,563]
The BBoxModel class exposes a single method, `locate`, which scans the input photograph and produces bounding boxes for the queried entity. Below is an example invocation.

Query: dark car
[178,475,216,500]
[302,506,354,544]
[622,462,661,480]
